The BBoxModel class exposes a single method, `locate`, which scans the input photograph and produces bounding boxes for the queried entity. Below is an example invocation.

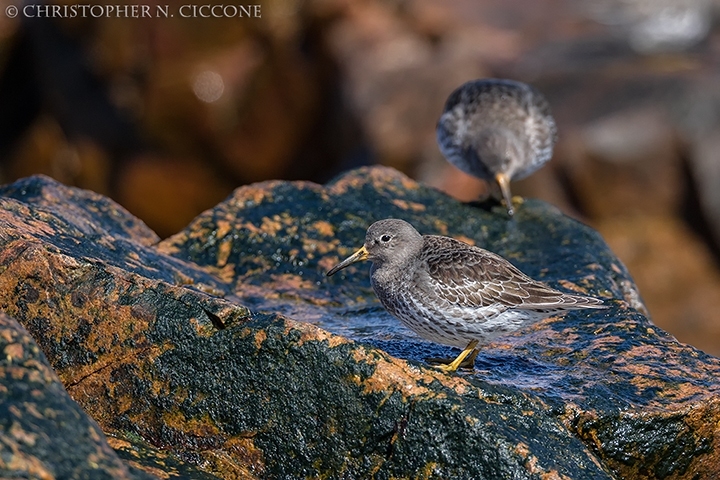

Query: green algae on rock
[0,169,718,479]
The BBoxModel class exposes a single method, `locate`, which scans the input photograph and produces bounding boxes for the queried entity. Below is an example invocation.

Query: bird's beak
[326,246,369,276]
[495,172,514,216]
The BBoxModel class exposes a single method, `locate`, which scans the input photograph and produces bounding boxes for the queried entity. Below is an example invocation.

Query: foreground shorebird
[327,219,605,372]
[437,78,557,216]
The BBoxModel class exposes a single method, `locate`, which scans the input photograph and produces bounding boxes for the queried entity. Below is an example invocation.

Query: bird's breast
[370,266,410,314]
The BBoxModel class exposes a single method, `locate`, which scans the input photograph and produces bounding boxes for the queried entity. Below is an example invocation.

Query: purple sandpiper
[437,78,558,216]
[327,219,605,372]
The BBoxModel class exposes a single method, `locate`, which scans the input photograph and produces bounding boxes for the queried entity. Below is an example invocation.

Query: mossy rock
[0,167,718,479]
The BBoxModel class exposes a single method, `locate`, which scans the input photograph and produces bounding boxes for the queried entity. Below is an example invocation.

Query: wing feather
[417,236,603,311]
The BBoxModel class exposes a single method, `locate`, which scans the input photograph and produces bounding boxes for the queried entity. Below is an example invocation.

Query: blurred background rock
[1,0,720,355]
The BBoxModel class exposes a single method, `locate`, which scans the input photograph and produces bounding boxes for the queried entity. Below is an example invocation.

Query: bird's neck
[370,255,414,294]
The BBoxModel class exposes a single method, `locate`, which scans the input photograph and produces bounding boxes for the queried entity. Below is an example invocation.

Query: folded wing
[418,236,605,311]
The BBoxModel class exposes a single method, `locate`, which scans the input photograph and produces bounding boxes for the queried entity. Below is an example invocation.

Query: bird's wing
[418,236,601,310]
[517,85,558,177]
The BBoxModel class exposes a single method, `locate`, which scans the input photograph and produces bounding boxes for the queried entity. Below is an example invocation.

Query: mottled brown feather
[418,235,602,311]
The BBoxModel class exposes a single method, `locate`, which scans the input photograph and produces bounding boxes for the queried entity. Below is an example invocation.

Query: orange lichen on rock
[302,238,341,257]
[312,220,335,238]
[3,342,24,361]
[391,199,426,212]
[217,238,233,267]
[272,273,316,291]
[287,318,350,349]
[453,234,476,246]
[254,330,267,349]
[215,220,233,240]
[349,345,471,398]
[229,183,274,208]
[260,216,284,237]
[514,442,569,479]
[557,279,592,294]
[200,437,266,480]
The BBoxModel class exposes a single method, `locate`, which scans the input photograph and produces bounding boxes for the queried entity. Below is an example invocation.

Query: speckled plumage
[327,219,605,370]
[437,78,557,215]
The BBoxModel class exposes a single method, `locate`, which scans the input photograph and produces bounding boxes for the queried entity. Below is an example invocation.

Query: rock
[0,10,359,237]
[574,107,681,216]
[595,214,720,356]
[4,1,720,364]
[0,312,157,479]
[0,168,719,479]
[688,130,720,249]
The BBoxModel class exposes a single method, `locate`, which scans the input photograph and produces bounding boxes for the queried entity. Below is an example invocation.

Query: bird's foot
[426,356,475,371]
[426,341,479,372]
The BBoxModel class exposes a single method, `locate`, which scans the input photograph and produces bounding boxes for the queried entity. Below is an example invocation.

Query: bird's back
[416,234,604,313]
[437,79,557,180]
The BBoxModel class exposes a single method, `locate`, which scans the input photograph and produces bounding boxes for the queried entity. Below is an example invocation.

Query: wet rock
[0,169,719,479]
[4,0,720,364]
[0,312,156,479]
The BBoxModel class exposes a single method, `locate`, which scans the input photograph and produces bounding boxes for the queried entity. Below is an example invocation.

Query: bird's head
[326,219,423,276]
[474,127,523,177]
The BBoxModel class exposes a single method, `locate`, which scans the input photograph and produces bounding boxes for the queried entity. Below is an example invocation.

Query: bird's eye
[380,234,391,243]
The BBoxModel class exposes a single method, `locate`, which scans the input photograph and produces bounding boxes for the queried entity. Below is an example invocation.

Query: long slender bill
[495,172,514,216]
[326,246,369,276]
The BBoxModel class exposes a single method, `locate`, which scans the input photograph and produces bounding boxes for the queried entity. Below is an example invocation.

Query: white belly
[382,291,542,349]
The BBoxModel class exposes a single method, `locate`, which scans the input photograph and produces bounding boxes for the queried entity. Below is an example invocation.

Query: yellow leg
[435,340,479,372]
